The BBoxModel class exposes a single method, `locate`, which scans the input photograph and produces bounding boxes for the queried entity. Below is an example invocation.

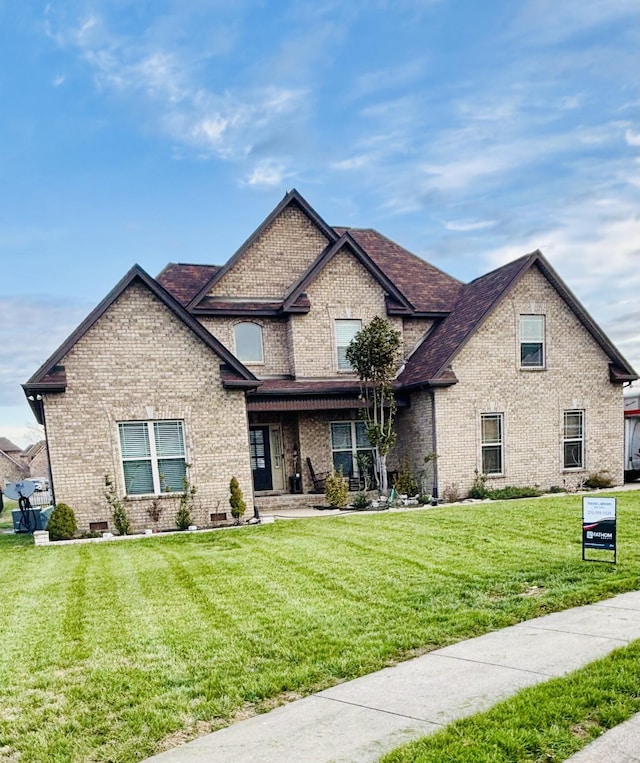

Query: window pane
[123,460,153,494]
[520,315,544,341]
[564,442,583,469]
[481,415,501,444]
[521,343,543,367]
[564,412,583,438]
[119,423,150,457]
[331,423,352,450]
[335,319,361,370]
[355,421,370,448]
[235,322,263,363]
[482,446,502,474]
[332,451,353,477]
[154,421,185,457]
[158,458,186,491]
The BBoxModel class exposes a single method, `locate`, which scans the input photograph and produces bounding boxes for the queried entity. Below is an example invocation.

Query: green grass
[0,492,638,762]
[382,640,640,763]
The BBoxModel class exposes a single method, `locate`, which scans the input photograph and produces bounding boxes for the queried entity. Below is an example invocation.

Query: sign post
[582,496,616,564]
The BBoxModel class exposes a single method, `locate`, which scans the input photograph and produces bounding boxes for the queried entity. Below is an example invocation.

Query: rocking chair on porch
[306,458,329,493]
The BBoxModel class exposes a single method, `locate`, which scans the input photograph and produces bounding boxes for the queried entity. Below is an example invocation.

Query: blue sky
[1,0,639,447]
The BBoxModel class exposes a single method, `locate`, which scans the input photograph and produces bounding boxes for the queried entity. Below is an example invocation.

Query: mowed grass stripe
[0,492,638,762]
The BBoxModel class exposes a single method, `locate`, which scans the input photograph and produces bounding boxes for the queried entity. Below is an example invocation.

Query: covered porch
[246,380,406,496]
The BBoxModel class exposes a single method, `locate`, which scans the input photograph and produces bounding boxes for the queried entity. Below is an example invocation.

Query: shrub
[395,459,420,496]
[441,484,461,503]
[468,470,490,499]
[105,475,132,536]
[351,492,371,510]
[488,486,542,500]
[325,470,349,509]
[47,503,77,541]
[176,475,197,530]
[548,485,565,494]
[584,470,614,489]
[229,476,246,524]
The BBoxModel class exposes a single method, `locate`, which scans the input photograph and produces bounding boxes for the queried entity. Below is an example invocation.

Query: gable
[399,252,637,388]
[196,192,336,302]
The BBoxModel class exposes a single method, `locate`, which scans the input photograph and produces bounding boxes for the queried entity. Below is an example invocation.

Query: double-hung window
[119,420,186,495]
[563,410,584,469]
[335,319,361,371]
[481,413,503,475]
[331,421,373,478]
[520,315,545,368]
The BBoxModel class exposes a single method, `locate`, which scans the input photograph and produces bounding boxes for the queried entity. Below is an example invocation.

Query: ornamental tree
[345,316,402,495]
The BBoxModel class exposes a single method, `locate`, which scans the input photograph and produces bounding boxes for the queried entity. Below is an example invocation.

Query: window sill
[562,468,586,473]
[519,366,546,371]
[124,492,183,501]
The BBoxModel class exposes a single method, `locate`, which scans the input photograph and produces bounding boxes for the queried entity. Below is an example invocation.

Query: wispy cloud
[244,159,292,187]
[444,219,497,232]
[626,129,640,146]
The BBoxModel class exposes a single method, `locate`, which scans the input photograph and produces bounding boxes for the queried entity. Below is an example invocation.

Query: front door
[250,426,272,491]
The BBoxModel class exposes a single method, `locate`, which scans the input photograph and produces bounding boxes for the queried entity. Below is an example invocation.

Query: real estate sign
[582,496,616,562]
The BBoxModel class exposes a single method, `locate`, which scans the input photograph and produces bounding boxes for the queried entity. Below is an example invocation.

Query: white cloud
[626,129,640,146]
[245,160,290,187]
[52,74,65,87]
[444,219,497,232]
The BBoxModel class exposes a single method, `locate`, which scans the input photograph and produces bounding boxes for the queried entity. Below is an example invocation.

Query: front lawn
[0,492,638,762]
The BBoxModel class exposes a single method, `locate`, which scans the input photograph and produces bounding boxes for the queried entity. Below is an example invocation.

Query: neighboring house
[0,438,28,488]
[24,190,637,531]
[22,440,50,481]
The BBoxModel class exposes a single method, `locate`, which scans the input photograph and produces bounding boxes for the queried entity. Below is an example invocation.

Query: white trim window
[335,319,361,371]
[119,420,186,495]
[563,410,584,469]
[331,421,373,478]
[234,321,263,363]
[520,315,545,368]
[481,413,504,475]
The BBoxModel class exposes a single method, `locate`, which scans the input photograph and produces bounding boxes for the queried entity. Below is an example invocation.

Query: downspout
[429,387,438,501]
[39,397,56,507]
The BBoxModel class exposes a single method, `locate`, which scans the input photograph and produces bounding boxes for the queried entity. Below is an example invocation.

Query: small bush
[468,470,490,499]
[548,485,565,494]
[325,470,349,509]
[176,475,197,530]
[105,475,132,535]
[351,492,371,510]
[417,494,431,505]
[488,486,542,500]
[442,484,461,503]
[48,503,77,541]
[395,459,420,496]
[584,470,614,489]
[229,476,246,524]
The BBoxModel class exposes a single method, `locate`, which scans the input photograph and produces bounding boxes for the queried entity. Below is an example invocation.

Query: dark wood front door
[250,426,273,491]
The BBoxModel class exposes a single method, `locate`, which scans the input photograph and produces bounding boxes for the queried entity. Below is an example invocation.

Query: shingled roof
[334,228,463,314]
[156,263,221,306]
[399,251,638,388]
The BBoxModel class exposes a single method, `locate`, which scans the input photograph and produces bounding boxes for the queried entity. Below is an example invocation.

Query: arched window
[234,322,263,363]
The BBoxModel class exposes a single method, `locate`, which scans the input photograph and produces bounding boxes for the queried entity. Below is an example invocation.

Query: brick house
[24,190,637,531]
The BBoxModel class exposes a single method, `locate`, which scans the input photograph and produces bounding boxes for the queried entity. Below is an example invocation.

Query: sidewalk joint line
[521,624,630,642]
[427,652,554,676]
[314,694,447,726]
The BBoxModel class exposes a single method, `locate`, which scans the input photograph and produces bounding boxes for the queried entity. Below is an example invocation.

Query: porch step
[254,493,330,514]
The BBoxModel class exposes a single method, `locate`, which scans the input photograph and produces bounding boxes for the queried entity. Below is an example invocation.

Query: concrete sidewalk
[144,591,640,763]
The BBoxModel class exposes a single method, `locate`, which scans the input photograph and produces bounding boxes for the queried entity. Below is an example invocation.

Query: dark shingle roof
[399,251,638,387]
[156,263,221,306]
[0,437,21,453]
[334,228,463,314]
